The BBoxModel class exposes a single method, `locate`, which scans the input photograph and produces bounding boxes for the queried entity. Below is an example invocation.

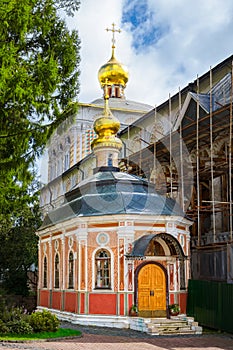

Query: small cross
[106,23,121,48]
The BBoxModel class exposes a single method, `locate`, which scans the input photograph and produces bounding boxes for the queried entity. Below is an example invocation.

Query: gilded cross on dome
[98,23,128,96]
[106,23,121,50]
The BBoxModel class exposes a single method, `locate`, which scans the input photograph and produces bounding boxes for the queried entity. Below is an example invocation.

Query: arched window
[43,256,47,288]
[64,136,71,171]
[107,86,112,97]
[64,151,70,171]
[108,153,113,166]
[68,251,74,289]
[95,249,111,289]
[65,136,71,145]
[54,253,59,288]
[57,144,63,175]
[115,86,120,98]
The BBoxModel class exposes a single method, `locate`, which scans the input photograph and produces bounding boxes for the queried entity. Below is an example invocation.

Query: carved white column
[77,225,88,291]
[49,235,52,289]
[61,234,65,290]
[38,238,42,289]
[117,222,135,292]
[72,126,77,165]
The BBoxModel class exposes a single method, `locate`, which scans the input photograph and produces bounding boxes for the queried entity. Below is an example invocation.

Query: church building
[37,25,201,333]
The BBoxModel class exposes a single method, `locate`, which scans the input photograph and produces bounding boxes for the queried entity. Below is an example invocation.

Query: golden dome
[98,51,129,88]
[94,114,120,135]
[92,24,124,152]
[91,96,122,151]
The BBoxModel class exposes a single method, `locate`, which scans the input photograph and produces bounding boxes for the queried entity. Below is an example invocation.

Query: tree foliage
[0,0,80,295]
[56,0,80,17]
[0,198,41,295]
[0,0,80,172]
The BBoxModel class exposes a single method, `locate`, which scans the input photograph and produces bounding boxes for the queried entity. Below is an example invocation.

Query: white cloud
[68,0,233,107]
[67,1,124,103]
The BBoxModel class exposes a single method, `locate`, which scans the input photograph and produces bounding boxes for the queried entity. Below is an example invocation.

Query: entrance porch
[128,232,189,317]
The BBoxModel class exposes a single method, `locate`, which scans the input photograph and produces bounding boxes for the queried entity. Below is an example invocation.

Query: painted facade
[38,216,191,318]
[37,26,193,326]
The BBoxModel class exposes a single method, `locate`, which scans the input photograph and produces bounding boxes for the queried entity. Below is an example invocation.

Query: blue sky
[122,1,169,51]
[67,0,233,106]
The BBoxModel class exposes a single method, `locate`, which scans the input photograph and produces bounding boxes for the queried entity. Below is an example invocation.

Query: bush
[0,306,26,322]
[0,306,59,335]
[29,310,59,333]
[0,306,33,335]
[0,319,10,334]
[6,320,33,334]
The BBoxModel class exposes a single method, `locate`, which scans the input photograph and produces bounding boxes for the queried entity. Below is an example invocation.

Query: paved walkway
[0,323,232,350]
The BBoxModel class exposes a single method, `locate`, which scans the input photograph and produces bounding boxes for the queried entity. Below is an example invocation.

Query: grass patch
[0,328,82,341]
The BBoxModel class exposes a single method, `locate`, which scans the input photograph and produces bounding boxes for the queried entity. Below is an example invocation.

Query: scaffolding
[196,75,201,246]
[229,61,233,241]
[124,60,233,246]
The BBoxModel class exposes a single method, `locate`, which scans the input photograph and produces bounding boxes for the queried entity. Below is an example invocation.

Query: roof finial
[103,78,109,116]
[106,23,121,58]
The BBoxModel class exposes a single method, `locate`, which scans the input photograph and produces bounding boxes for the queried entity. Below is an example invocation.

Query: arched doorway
[129,233,187,317]
[135,262,168,318]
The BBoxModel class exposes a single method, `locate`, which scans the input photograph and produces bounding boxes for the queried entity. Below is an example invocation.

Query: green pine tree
[0,0,81,295]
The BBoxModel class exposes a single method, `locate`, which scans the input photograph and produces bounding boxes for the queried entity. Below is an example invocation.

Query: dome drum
[91,137,122,150]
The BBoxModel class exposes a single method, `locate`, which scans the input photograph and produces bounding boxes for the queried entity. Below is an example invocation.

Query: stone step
[158,330,197,335]
[149,321,188,327]
[148,324,190,331]
[148,325,192,332]
[128,315,202,336]
[145,317,202,336]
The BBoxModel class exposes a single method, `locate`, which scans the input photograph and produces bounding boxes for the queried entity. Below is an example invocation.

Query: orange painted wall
[128,293,133,310]
[80,293,85,314]
[89,294,116,315]
[119,294,124,315]
[40,290,49,307]
[179,292,187,314]
[169,293,175,304]
[169,292,187,313]
[52,291,62,310]
[64,292,77,313]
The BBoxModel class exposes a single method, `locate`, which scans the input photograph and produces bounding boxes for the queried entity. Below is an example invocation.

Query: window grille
[68,251,74,289]
[95,249,111,289]
[43,256,47,288]
[55,253,59,288]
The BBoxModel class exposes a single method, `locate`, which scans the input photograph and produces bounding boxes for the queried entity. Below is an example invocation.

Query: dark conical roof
[40,168,185,229]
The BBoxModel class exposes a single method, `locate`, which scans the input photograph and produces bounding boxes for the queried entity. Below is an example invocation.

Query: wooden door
[138,264,167,317]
